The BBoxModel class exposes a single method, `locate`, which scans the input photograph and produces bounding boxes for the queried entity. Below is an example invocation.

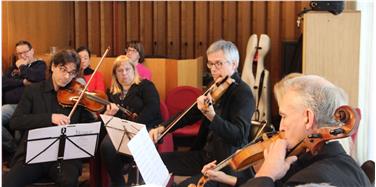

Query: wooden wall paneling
[87,2,101,56]
[209,2,223,44]
[2,2,74,60]
[165,59,178,95]
[66,3,75,49]
[143,58,175,100]
[74,2,88,48]
[100,2,114,56]
[237,1,252,72]
[194,2,208,59]
[281,1,297,41]
[181,2,194,59]
[297,1,311,11]
[91,57,116,88]
[112,1,125,56]
[167,1,180,59]
[113,3,123,56]
[177,57,203,88]
[2,2,12,71]
[126,2,140,43]
[223,2,237,43]
[194,1,209,73]
[252,1,267,36]
[266,2,282,80]
[153,2,167,57]
[266,2,282,122]
[140,2,153,56]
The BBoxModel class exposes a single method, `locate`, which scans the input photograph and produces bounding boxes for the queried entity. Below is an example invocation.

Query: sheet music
[128,127,170,187]
[101,114,144,155]
[64,122,101,159]
[26,122,101,164]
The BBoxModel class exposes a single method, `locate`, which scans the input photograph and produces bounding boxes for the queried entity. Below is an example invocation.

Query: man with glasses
[149,40,255,186]
[2,40,46,165]
[3,50,96,187]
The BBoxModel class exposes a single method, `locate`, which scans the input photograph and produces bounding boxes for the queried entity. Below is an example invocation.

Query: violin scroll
[304,105,361,155]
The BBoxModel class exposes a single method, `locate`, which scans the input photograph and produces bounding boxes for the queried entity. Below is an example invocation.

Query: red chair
[157,100,174,153]
[157,100,174,187]
[165,86,203,140]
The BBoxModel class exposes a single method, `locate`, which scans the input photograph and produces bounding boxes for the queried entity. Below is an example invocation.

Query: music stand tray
[100,114,144,156]
[25,122,101,164]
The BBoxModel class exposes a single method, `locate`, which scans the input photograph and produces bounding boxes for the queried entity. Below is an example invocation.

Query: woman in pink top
[125,41,152,80]
[76,46,106,92]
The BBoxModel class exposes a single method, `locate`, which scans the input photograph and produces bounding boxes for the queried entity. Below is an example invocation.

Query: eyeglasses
[207,61,228,69]
[58,66,77,77]
[125,48,138,54]
[16,48,31,56]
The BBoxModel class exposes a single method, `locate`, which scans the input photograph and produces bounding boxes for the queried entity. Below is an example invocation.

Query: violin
[57,79,138,120]
[191,105,361,187]
[157,75,235,142]
[57,47,110,119]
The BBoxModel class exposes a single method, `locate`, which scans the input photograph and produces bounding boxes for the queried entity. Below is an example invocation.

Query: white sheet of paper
[100,114,144,155]
[26,122,101,164]
[128,127,170,187]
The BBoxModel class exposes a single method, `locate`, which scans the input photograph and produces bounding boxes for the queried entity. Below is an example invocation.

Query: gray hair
[275,75,348,127]
[206,40,239,68]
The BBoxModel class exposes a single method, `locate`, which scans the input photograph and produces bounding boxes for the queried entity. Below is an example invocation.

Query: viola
[157,75,235,142]
[190,105,361,187]
[57,79,138,120]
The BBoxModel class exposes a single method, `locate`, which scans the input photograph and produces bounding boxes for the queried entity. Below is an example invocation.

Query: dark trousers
[3,160,82,187]
[100,135,133,187]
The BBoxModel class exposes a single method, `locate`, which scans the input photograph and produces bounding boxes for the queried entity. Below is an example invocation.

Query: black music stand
[26,122,101,166]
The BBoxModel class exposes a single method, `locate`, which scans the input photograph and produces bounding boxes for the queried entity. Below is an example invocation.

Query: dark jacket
[241,141,372,187]
[107,79,163,129]
[163,72,255,163]
[10,79,95,166]
[2,60,46,104]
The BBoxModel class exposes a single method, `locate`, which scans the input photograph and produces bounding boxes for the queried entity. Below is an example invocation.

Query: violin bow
[68,46,111,119]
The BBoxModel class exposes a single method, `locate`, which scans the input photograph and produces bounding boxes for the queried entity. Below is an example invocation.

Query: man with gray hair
[149,40,255,186]
[201,74,371,186]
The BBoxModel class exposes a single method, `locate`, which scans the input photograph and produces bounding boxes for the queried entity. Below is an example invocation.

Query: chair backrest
[165,86,203,116]
[159,100,170,121]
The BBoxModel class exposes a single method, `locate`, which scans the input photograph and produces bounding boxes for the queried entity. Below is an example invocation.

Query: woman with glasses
[100,55,162,186]
[4,50,96,187]
[125,41,152,80]
[76,46,105,92]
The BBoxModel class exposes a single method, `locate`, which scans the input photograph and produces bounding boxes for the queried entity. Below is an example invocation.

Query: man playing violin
[200,75,371,187]
[149,40,255,187]
[3,50,96,187]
